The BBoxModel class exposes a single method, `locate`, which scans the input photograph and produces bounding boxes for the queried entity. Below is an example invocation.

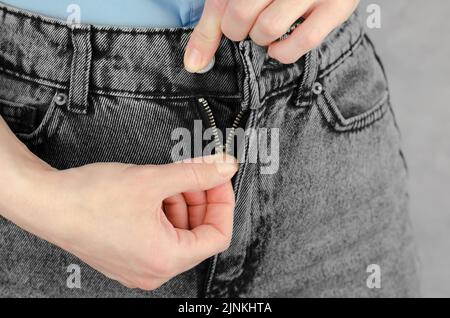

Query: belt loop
[296,48,320,107]
[238,40,261,111]
[67,24,92,114]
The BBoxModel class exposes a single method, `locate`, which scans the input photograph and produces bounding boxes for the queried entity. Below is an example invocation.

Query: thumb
[155,154,239,198]
[184,0,229,73]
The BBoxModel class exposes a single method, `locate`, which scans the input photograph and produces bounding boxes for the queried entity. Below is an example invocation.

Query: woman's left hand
[185,0,360,72]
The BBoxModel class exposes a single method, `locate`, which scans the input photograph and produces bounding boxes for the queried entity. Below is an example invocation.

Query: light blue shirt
[1,0,205,27]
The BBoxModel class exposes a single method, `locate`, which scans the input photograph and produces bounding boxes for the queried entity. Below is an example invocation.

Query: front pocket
[0,72,61,144]
[316,84,389,132]
[315,34,390,132]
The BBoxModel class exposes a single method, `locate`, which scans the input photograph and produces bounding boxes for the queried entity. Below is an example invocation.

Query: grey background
[360,0,450,297]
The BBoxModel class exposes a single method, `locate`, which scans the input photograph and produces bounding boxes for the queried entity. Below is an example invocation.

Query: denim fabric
[0,3,419,298]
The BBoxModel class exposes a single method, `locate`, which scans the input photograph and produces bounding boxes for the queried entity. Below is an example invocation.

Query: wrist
[0,161,62,244]
[0,118,64,248]
[0,143,55,219]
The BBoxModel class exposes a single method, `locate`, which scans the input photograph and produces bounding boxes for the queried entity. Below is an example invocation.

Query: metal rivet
[54,93,68,106]
[312,82,323,95]
[196,56,216,74]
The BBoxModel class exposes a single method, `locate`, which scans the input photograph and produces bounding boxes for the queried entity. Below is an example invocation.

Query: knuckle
[222,25,246,42]
[276,53,298,65]
[184,164,206,190]
[268,48,295,65]
[301,29,324,50]
[257,14,283,39]
[227,3,250,25]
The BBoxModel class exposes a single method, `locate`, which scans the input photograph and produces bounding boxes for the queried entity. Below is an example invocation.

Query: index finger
[184,0,229,73]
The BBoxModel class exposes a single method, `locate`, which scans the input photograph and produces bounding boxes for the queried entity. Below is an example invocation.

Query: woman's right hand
[0,118,238,290]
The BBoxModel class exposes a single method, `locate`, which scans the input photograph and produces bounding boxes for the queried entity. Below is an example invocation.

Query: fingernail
[208,154,239,178]
[185,47,203,73]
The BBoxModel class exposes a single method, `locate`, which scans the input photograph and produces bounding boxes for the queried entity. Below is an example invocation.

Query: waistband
[0,2,364,111]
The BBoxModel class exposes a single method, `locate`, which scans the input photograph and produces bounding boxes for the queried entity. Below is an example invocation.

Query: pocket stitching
[0,94,62,143]
[0,100,37,130]
[15,98,61,143]
[317,87,389,132]
[0,97,32,109]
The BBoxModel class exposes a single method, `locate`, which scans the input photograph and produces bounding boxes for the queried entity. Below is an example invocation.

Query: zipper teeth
[225,110,245,153]
[199,98,223,152]
[198,98,245,154]
[198,97,249,297]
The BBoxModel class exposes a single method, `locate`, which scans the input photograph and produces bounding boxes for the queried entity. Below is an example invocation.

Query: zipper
[198,98,246,154]
[198,97,252,297]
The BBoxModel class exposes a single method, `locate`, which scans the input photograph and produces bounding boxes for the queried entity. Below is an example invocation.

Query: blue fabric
[1,0,205,27]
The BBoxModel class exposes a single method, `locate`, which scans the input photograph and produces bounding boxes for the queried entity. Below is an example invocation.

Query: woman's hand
[0,119,238,290]
[185,0,360,71]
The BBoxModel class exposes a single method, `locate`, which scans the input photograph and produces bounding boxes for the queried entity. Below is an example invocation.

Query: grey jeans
[0,3,419,297]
